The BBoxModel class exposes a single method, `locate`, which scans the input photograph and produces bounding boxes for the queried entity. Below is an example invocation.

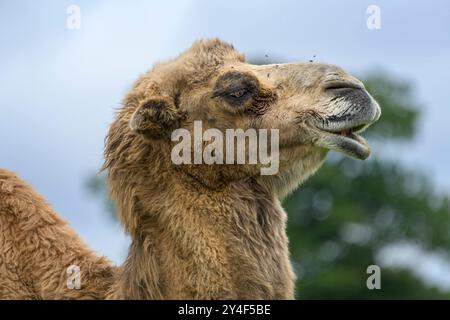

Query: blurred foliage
[86,71,450,299]
[363,73,419,141]
[286,157,450,299]
[86,172,116,221]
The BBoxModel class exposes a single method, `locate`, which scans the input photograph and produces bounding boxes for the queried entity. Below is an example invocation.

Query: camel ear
[130,96,182,139]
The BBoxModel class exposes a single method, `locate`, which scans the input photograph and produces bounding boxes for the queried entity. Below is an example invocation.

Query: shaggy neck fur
[102,114,324,299]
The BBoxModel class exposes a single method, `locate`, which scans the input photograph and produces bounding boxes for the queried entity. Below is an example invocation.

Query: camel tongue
[340,129,351,137]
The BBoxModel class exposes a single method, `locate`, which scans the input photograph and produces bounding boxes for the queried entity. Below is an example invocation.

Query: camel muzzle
[313,80,381,160]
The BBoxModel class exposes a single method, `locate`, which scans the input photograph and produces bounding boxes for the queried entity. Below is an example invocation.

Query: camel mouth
[314,100,381,160]
[316,125,372,160]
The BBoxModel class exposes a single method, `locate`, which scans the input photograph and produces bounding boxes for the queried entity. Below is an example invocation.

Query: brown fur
[0,39,380,299]
[0,170,115,299]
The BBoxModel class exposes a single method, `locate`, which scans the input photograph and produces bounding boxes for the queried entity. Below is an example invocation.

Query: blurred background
[1,0,450,299]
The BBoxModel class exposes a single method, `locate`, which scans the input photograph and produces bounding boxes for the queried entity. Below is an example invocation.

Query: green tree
[86,71,450,299]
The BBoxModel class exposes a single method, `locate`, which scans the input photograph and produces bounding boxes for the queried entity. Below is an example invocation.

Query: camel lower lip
[316,131,371,160]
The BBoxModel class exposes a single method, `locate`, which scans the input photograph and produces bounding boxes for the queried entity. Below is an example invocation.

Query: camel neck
[112,177,293,299]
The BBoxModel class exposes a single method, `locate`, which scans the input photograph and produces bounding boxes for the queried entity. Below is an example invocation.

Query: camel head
[101,39,381,299]
[106,39,380,194]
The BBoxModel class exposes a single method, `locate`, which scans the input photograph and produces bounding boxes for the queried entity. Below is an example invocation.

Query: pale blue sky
[1,0,449,287]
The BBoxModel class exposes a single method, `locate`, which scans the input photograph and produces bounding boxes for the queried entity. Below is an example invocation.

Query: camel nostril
[323,80,364,91]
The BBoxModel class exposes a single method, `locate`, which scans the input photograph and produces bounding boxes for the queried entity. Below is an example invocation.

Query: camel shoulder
[0,169,64,225]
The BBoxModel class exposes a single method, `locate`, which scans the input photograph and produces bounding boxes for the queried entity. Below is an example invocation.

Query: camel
[0,39,380,299]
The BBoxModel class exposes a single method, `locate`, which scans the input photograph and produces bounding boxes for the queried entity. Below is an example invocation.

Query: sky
[0,0,449,287]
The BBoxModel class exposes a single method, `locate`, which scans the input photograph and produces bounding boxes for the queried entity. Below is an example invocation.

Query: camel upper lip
[322,80,364,91]
[315,101,381,134]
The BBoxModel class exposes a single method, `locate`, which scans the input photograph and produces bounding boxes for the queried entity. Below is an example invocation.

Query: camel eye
[213,71,259,106]
[228,88,248,99]
[223,87,253,105]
